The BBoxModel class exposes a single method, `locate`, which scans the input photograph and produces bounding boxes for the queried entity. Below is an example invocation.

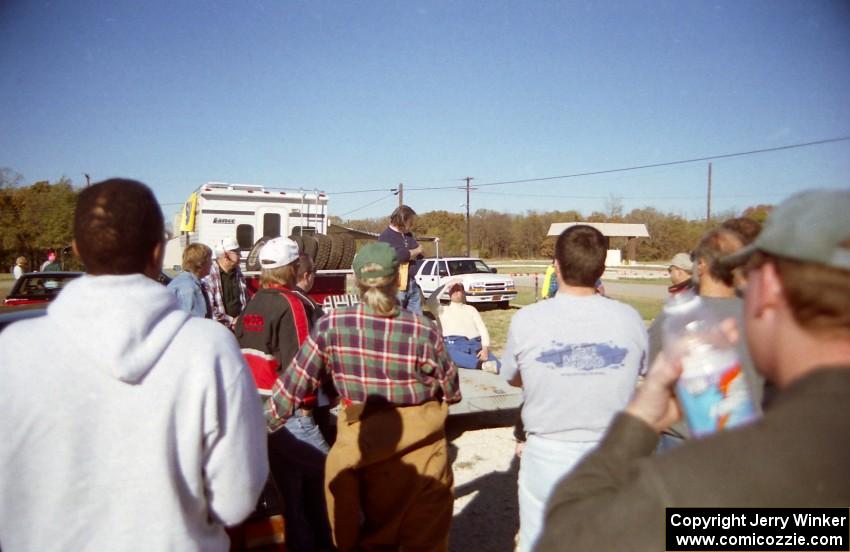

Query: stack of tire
[246,233,356,271]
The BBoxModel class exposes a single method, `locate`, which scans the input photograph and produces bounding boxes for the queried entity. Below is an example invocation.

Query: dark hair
[389,205,417,231]
[74,178,164,275]
[296,253,314,281]
[554,225,606,287]
[721,217,762,245]
[693,227,743,287]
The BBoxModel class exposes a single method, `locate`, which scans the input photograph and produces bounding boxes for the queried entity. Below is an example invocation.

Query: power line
[473,190,807,200]
[327,135,850,195]
[338,192,396,218]
[471,136,850,189]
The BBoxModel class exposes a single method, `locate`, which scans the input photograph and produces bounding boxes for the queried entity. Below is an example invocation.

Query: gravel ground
[447,411,521,552]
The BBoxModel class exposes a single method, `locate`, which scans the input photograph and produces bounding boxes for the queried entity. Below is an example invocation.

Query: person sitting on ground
[167,243,213,318]
[12,256,27,280]
[667,252,694,295]
[428,278,500,373]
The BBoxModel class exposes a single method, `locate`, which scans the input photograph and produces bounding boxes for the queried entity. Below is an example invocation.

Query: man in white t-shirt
[501,224,648,552]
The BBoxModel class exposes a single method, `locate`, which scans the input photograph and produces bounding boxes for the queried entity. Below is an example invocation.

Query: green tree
[0,176,78,270]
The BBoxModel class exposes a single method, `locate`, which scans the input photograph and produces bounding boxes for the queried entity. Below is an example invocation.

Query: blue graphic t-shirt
[501,293,648,441]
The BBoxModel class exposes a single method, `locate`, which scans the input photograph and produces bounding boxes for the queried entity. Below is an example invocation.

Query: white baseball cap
[214,238,241,257]
[259,237,300,269]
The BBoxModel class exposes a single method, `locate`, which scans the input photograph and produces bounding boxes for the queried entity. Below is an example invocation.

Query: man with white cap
[204,237,248,328]
[667,252,693,295]
[235,237,333,552]
[534,189,850,552]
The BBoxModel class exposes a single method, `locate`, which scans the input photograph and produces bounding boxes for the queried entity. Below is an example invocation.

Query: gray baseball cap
[720,189,850,270]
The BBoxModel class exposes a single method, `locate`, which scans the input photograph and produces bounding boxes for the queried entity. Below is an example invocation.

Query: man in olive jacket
[534,189,850,552]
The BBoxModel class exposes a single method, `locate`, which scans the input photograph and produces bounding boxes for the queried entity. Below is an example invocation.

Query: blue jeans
[443,335,501,370]
[396,280,423,315]
[268,412,332,552]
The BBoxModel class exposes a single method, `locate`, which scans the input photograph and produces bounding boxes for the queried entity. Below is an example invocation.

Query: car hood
[453,273,513,283]
[47,274,189,384]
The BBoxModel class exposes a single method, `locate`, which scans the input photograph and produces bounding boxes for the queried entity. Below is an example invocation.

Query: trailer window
[236,224,254,249]
[263,213,281,238]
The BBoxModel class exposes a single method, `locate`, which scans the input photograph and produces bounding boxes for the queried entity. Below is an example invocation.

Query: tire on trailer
[288,234,305,255]
[246,237,272,272]
[301,235,319,261]
[314,233,332,270]
[338,235,356,269]
[327,235,345,270]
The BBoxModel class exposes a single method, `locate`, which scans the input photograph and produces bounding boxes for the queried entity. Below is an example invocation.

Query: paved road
[602,280,668,300]
[511,274,668,301]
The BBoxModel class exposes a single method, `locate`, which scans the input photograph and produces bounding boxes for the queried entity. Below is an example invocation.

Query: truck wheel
[328,235,344,270]
[339,235,356,269]
[246,237,271,271]
[314,234,332,270]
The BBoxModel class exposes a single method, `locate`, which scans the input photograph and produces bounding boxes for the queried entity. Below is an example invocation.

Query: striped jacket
[203,260,247,327]
[235,286,312,397]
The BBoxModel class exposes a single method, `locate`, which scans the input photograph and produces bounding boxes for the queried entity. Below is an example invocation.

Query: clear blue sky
[2,0,849,223]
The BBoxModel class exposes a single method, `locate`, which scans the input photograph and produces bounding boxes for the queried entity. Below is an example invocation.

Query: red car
[2,272,83,307]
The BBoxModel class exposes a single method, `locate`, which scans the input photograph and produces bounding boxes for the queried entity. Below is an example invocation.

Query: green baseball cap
[353,242,399,279]
[720,189,850,270]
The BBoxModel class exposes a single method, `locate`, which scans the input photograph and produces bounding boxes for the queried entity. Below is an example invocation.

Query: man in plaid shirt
[203,238,248,328]
[266,242,461,552]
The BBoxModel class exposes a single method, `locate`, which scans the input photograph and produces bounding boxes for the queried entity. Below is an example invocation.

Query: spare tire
[246,236,272,271]
[301,235,319,261]
[288,234,305,256]
[328,235,345,270]
[314,234,332,270]
[339,235,356,269]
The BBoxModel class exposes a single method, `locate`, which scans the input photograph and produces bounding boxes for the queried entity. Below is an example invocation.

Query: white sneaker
[481,360,498,374]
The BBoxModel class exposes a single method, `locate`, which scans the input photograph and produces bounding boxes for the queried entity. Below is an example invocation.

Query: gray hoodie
[0,274,268,551]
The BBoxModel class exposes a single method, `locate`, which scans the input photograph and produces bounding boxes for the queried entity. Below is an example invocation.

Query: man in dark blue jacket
[378,204,424,314]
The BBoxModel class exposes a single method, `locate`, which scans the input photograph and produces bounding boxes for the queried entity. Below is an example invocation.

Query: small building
[547,222,650,266]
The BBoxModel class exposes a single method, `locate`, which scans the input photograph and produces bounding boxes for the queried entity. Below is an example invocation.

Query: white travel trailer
[163,182,334,270]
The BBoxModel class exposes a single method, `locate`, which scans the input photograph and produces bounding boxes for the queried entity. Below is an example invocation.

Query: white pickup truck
[414,256,517,308]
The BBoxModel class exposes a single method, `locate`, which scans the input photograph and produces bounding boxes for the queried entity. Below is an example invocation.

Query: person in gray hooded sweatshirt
[0,179,268,551]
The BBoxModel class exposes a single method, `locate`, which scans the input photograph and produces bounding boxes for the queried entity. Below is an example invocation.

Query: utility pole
[84,173,91,187]
[464,177,474,256]
[706,162,712,224]
[398,182,404,207]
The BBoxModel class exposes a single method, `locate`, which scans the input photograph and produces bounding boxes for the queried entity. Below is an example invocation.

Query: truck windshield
[447,259,492,275]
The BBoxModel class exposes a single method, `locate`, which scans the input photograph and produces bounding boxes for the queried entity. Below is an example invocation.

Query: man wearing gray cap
[534,189,850,552]
[667,252,693,295]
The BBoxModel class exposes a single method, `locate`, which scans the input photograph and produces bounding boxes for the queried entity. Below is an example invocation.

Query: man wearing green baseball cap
[266,241,462,551]
[535,189,850,552]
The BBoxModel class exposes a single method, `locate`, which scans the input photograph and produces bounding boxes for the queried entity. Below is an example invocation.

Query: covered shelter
[547,222,650,265]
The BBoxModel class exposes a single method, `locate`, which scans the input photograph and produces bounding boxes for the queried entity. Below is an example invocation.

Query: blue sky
[2,0,849,223]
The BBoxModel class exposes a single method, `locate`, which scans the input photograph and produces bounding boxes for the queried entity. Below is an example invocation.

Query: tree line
[0,166,772,275]
[342,202,772,262]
